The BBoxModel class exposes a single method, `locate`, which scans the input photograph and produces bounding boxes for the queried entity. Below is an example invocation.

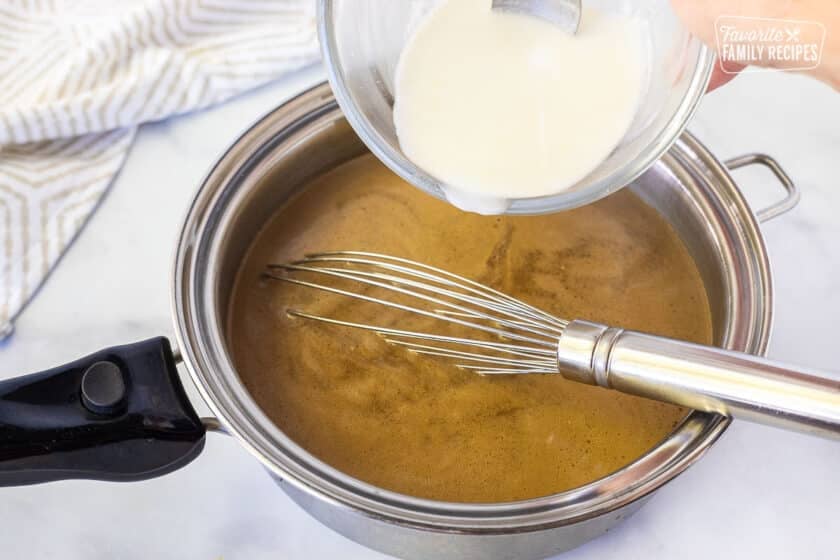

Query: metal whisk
[265,251,840,440]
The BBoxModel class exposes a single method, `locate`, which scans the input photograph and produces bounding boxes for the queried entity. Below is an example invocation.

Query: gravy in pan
[228,154,713,503]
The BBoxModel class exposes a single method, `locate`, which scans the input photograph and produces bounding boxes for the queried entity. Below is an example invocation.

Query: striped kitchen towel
[0,0,319,339]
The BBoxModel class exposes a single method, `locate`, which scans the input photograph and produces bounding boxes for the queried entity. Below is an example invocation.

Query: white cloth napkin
[0,0,319,338]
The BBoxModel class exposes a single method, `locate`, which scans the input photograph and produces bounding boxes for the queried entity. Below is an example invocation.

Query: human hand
[670,0,839,91]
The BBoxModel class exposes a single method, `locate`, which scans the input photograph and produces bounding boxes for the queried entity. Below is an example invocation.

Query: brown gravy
[228,154,713,503]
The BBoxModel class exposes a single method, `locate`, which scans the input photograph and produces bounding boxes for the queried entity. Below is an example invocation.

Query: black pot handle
[0,337,205,486]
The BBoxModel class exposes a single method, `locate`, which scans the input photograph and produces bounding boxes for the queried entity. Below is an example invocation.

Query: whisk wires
[264,251,564,375]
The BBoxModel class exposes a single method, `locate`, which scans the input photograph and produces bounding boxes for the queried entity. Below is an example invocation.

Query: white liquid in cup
[393,0,646,214]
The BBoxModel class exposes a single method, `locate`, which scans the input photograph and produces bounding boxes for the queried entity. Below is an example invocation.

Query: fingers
[707,63,744,92]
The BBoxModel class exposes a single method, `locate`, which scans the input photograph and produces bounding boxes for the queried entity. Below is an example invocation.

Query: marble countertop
[1,64,838,559]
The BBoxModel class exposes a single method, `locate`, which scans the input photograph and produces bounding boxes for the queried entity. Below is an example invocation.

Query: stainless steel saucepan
[0,83,801,559]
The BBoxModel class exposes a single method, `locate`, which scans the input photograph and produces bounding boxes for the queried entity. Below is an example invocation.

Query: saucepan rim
[171,82,772,533]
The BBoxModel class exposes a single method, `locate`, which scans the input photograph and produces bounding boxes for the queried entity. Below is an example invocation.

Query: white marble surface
[1,64,838,559]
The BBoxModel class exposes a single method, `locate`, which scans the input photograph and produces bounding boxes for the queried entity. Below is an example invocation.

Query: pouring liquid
[393,0,646,214]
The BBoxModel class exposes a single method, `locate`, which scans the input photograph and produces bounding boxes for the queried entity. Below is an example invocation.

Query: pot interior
[214,122,732,347]
[213,119,365,316]
[175,83,771,530]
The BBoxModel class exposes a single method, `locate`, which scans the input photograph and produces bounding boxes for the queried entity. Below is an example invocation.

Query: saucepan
[0,83,799,559]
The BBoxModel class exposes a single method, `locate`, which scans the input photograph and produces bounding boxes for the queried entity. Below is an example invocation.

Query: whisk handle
[557,320,840,439]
